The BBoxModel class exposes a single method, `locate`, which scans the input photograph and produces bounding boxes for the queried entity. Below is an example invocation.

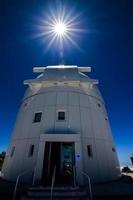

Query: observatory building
[2,65,120,185]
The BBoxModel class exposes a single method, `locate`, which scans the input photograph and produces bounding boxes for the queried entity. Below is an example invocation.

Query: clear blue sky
[0,0,133,167]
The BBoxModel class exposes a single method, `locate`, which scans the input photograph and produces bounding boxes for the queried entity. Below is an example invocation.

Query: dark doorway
[42,142,75,186]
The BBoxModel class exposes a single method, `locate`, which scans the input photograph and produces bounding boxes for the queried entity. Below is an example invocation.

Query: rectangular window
[28,145,34,157]
[87,145,93,157]
[10,146,15,157]
[33,112,42,123]
[58,111,65,120]
[112,147,116,152]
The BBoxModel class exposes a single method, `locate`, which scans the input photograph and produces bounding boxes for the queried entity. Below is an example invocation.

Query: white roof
[23,65,101,101]
[24,65,98,85]
[33,65,91,73]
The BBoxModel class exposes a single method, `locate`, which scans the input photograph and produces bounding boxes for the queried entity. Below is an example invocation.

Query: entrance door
[42,142,75,186]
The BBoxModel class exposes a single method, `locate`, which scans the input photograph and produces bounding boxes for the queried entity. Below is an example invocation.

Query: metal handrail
[50,166,56,200]
[73,165,76,187]
[81,171,93,200]
[32,165,36,186]
[13,170,32,200]
[73,166,93,200]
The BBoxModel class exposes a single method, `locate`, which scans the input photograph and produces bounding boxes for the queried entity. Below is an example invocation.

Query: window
[87,145,93,157]
[33,112,42,123]
[28,145,34,157]
[112,147,116,152]
[58,111,65,121]
[97,103,101,107]
[10,146,15,157]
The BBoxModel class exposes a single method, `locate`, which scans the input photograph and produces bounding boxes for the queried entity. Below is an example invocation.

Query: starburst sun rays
[33,7,86,52]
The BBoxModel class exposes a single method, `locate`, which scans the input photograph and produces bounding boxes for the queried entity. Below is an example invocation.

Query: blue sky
[0,0,133,166]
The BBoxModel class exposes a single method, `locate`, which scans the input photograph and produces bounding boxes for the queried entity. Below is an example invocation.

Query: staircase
[20,186,90,200]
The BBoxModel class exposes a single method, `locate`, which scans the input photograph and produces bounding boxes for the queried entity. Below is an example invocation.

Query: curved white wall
[2,69,121,183]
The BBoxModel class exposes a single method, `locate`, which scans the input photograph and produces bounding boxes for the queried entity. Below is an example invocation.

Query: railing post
[73,165,76,187]
[50,166,56,200]
[81,171,93,200]
[13,175,20,200]
[13,170,32,200]
[32,166,36,186]
[74,166,93,200]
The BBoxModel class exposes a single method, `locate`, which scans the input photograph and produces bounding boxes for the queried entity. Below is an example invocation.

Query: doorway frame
[34,133,83,185]
[42,141,75,185]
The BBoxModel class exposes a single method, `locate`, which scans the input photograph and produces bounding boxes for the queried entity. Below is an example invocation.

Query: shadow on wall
[45,129,78,134]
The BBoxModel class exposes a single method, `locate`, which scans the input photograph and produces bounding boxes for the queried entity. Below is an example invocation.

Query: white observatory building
[2,65,120,185]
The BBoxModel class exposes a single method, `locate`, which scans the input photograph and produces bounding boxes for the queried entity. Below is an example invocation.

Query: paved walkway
[92,174,133,196]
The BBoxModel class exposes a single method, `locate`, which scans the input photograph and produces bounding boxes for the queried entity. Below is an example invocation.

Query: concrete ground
[0,173,133,200]
[0,178,15,200]
[92,174,133,200]
[0,178,27,200]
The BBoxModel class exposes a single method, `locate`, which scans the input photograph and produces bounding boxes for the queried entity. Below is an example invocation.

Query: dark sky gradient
[0,0,133,166]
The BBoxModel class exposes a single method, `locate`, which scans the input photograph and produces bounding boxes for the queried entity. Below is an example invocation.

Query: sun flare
[33,6,86,51]
[54,22,67,36]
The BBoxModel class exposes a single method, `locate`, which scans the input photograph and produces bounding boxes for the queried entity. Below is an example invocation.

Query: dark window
[10,146,15,157]
[112,147,116,152]
[28,145,34,157]
[58,111,65,120]
[87,145,93,157]
[97,103,101,107]
[33,112,42,123]
[24,103,27,107]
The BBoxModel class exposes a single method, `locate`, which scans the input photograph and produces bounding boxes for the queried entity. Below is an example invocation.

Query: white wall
[2,87,120,183]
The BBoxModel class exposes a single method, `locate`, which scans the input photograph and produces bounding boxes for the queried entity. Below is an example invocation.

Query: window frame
[33,112,42,123]
[10,146,15,157]
[28,144,35,157]
[97,103,101,107]
[87,145,93,158]
[112,147,116,152]
[57,110,66,121]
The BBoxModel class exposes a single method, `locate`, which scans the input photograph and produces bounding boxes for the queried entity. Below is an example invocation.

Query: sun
[54,22,67,36]
[33,6,86,51]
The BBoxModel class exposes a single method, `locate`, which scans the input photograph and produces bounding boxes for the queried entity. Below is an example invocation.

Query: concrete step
[28,190,87,197]
[20,186,89,200]
[28,186,80,192]
[21,197,88,200]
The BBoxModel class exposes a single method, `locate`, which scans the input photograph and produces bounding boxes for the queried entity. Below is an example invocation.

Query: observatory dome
[2,65,120,185]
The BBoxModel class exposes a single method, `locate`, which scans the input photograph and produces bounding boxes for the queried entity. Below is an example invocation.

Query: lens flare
[54,22,67,36]
[33,6,86,52]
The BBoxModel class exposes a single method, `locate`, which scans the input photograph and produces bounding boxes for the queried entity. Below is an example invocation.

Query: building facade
[2,66,121,185]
